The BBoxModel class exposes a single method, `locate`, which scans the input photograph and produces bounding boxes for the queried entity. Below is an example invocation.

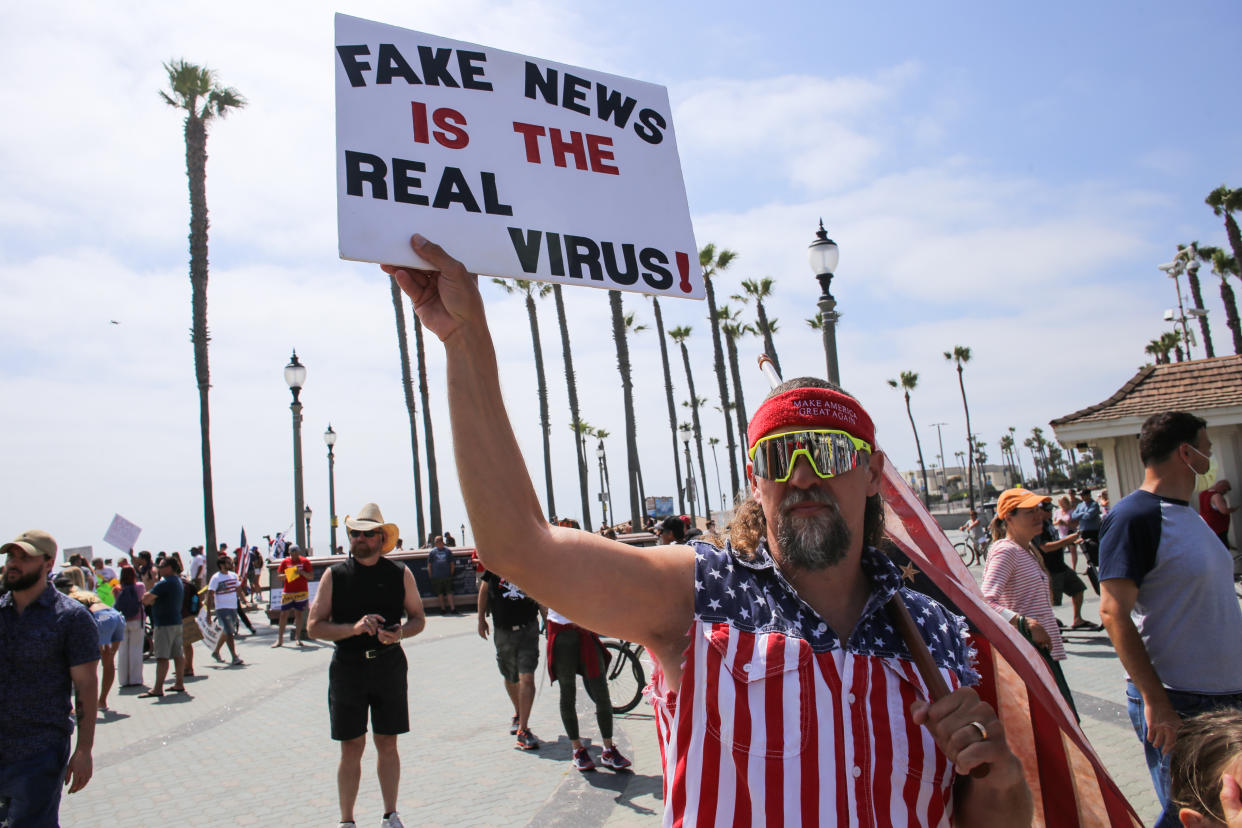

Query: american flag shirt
[650,540,978,828]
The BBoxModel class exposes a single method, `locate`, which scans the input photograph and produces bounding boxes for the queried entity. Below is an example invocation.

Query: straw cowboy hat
[344,503,400,553]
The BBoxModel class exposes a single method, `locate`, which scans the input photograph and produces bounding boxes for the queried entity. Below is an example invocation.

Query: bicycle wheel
[603,641,646,714]
[953,541,975,567]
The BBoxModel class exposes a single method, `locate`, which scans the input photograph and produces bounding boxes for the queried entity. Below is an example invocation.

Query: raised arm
[385,235,694,653]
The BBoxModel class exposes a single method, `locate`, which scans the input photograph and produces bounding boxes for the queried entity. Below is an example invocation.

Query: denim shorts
[93,607,126,647]
[215,608,239,636]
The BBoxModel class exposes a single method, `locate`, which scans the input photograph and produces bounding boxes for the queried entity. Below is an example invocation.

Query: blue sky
[2,1,1240,552]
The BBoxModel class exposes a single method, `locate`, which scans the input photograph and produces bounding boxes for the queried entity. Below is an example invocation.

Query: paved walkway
[60,544,1164,826]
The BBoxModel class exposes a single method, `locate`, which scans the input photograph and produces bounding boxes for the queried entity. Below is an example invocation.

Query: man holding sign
[383,234,1032,826]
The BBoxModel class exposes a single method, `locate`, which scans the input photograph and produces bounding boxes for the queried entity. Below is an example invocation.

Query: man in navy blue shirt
[1099,412,1242,828]
[141,556,186,697]
[0,529,100,826]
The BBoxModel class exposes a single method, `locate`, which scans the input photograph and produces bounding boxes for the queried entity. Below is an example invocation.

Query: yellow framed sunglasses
[748,429,873,482]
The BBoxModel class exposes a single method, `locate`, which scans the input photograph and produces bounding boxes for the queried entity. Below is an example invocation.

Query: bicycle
[954,536,987,567]
[603,639,648,714]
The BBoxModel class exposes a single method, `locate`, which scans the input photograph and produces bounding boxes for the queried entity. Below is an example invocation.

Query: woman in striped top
[982,488,1078,717]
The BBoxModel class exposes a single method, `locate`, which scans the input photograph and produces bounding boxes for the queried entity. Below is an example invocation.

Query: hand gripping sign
[335,14,703,299]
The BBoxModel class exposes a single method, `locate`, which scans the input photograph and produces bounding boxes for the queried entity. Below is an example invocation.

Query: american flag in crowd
[237,527,250,583]
[880,457,1142,827]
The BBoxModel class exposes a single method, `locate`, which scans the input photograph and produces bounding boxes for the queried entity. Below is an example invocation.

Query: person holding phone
[307,502,425,828]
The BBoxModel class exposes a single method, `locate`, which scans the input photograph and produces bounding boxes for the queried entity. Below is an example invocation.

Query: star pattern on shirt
[899,561,919,583]
[687,539,978,684]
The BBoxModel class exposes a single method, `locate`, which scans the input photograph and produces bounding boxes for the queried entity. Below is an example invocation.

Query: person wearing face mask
[1099,411,1242,828]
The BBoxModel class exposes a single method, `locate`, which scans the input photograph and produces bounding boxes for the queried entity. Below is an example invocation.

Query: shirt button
[847,693,856,704]
[852,766,861,778]
[742,664,752,673]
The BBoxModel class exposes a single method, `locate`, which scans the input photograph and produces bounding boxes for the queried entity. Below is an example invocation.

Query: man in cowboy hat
[308,503,425,828]
[384,235,1031,827]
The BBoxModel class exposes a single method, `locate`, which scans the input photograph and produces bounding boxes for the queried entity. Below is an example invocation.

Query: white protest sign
[102,514,141,553]
[334,13,703,299]
[63,545,93,565]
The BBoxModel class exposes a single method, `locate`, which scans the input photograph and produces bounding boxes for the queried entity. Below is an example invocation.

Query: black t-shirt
[1036,522,1069,574]
[482,571,539,628]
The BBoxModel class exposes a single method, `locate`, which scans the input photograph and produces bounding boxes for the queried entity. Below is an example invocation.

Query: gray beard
[774,488,851,571]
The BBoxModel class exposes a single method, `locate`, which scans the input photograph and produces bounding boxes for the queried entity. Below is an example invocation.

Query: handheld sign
[335,14,703,299]
[103,513,141,553]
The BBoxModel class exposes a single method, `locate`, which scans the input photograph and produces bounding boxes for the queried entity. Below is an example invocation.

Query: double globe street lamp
[808,220,842,385]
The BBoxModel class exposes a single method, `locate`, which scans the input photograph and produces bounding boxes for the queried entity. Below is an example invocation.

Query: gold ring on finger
[968,720,988,741]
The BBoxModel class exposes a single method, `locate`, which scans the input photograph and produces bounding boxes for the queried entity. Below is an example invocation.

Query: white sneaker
[380,813,404,828]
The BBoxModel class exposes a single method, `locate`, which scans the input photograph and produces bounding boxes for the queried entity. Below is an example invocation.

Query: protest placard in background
[335,13,703,299]
[102,513,141,553]
[63,545,93,565]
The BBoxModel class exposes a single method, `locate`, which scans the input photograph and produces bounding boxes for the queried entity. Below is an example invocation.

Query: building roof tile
[1051,355,1242,426]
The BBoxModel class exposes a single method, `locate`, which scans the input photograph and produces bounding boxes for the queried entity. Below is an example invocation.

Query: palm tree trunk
[413,315,441,538]
[553,285,592,528]
[956,365,976,511]
[679,343,712,517]
[609,291,642,530]
[756,300,781,376]
[1226,214,1242,276]
[725,332,749,475]
[185,114,218,574]
[903,392,930,508]
[525,293,555,519]
[1221,278,1242,355]
[390,281,426,543]
[705,279,740,499]
[1186,267,1215,358]
[651,299,685,514]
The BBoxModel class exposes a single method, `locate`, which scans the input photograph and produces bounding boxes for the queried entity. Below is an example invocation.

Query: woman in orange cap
[982,488,1078,718]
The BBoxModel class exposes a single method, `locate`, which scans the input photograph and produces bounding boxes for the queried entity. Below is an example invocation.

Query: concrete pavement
[59,544,1166,826]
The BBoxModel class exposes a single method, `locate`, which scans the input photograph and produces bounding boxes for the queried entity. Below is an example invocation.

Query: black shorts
[328,648,409,740]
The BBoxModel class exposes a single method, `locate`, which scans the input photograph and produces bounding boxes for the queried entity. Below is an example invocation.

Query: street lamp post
[304,505,313,555]
[284,350,308,549]
[808,219,841,385]
[324,424,338,554]
[596,439,609,529]
[929,422,949,511]
[709,437,725,512]
[680,423,696,524]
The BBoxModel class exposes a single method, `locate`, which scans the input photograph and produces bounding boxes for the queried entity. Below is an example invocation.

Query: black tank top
[329,557,406,652]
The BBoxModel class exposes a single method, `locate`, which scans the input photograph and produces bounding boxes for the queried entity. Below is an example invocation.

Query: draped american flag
[237,527,250,583]
[879,457,1141,827]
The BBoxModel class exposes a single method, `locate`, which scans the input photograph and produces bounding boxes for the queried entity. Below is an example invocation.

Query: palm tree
[1030,427,1052,494]
[413,315,442,538]
[161,60,245,575]
[886,372,930,507]
[708,436,724,512]
[734,277,781,375]
[806,312,824,329]
[1145,336,1173,365]
[389,281,426,542]
[1206,186,1242,271]
[1022,437,1043,490]
[647,295,684,513]
[718,304,752,472]
[551,285,591,528]
[608,291,643,530]
[973,435,990,495]
[1008,426,1025,485]
[998,432,1016,486]
[700,243,741,500]
[493,279,556,518]
[622,311,649,516]
[669,326,711,516]
[594,426,615,527]
[944,346,977,510]
[569,419,597,524]
[1179,243,1215,358]
[1198,246,1242,355]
